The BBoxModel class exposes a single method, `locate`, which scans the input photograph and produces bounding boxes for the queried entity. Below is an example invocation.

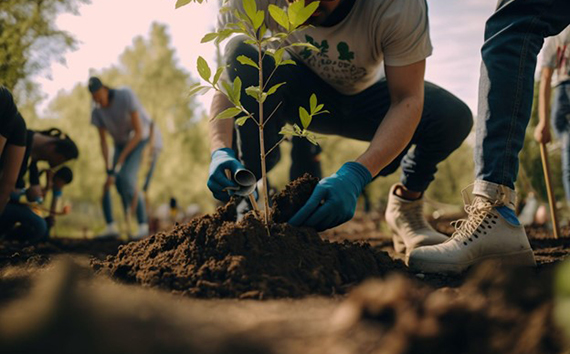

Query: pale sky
[35,0,498,116]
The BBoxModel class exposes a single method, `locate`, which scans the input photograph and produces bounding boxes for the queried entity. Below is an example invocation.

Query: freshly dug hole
[93,174,400,298]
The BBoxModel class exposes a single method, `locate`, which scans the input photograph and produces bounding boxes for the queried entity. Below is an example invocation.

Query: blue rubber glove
[289,161,372,231]
[208,148,245,202]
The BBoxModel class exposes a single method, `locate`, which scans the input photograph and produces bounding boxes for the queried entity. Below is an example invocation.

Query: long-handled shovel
[539,143,561,239]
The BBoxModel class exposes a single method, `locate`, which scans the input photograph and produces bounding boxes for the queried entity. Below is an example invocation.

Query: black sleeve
[6,113,27,147]
[0,86,19,139]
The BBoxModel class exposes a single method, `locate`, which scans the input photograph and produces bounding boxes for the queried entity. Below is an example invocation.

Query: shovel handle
[539,143,561,239]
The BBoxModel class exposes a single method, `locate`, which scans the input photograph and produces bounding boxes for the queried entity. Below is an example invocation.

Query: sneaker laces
[450,188,500,243]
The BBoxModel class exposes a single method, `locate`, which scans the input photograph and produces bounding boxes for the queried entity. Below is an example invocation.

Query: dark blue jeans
[226,38,473,192]
[553,82,570,201]
[103,140,148,224]
[473,0,570,206]
[0,203,47,240]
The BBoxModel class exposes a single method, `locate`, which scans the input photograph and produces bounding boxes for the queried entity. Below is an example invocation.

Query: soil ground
[1,196,569,353]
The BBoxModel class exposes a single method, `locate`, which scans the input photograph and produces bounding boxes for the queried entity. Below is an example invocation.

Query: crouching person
[0,128,78,241]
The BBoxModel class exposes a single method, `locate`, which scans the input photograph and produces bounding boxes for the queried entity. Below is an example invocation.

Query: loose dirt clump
[94,174,401,299]
[333,261,564,354]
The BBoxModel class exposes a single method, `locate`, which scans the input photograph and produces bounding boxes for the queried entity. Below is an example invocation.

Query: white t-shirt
[218,0,432,95]
[541,26,570,87]
[91,87,151,145]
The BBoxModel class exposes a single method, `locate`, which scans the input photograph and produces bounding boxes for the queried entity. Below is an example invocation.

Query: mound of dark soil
[334,261,564,354]
[94,175,401,299]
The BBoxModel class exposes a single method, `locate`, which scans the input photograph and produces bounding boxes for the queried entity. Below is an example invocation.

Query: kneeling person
[208,0,473,255]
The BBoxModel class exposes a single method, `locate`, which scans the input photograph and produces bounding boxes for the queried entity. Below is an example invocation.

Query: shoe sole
[392,233,407,255]
[406,249,537,274]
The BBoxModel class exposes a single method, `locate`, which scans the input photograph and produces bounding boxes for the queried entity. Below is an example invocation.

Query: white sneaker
[385,184,449,255]
[132,223,149,240]
[407,195,536,274]
[96,223,120,239]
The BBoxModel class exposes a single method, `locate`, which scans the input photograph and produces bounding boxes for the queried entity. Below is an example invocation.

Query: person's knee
[116,174,135,196]
[28,215,48,239]
[454,99,474,139]
[438,95,473,147]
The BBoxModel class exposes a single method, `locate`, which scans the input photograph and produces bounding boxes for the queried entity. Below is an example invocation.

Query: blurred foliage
[555,259,570,346]
[26,23,211,235]
[0,0,89,106]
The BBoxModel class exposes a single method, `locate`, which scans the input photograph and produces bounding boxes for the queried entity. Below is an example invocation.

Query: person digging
[207,0,473,256]
[88,77,154,240]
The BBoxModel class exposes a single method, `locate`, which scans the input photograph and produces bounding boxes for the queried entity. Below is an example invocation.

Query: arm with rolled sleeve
[290,0,430,231]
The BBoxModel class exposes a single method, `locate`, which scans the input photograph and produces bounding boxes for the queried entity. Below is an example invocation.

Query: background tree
[27,23,209,235]
[0,0,90,106]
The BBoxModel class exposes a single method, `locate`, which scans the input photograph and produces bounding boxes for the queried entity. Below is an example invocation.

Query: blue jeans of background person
[0,203,47,240]
[553,82,570,201]
[226,37,473,192]
[473,0,570,206]
[142,148,160,192]
[103,139,148,224]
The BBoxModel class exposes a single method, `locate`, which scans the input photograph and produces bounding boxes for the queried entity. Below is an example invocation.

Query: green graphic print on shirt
[299,35,366,88]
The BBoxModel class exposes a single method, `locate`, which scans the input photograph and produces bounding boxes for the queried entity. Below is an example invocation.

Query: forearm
[538,79,551,127]
[209,91,235,152]
[117,133,142,167]
[356,97,423,177]
[49,193,59,215]
[100,142,110,170]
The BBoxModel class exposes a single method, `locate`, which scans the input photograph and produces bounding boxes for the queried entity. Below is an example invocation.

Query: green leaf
[245,86,261,100]
[268,5,289,31]
[267,82,286,96]
[233,76,242,102]
[309,94,317,113]
[287,0,304,28]
[306,133,318,145]
[187,84,210,97]
[237,55,260,69]
[288,0,319,28]
[213,66,226,86]
[296,1,319,28]
[259,24,268,38]
[215,29,236,45]
[253,10,265,30]
[280,60,296,66]
[175,0,192,9]
[236,115,251,126]
[215,107,242,120]
[274,48,285,65]
[299,107,311,129]
[201,32,218,43]
[197,56,211,82]
[279,127,300,136]
[260,92,268,103]
[242,0,257,22]
[222,81,236,104]
[315,103,324,112]
[233,9,250,24]
[290,42,320,53]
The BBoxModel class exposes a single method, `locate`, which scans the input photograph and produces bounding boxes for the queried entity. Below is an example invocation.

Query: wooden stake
[539,143,561,239]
